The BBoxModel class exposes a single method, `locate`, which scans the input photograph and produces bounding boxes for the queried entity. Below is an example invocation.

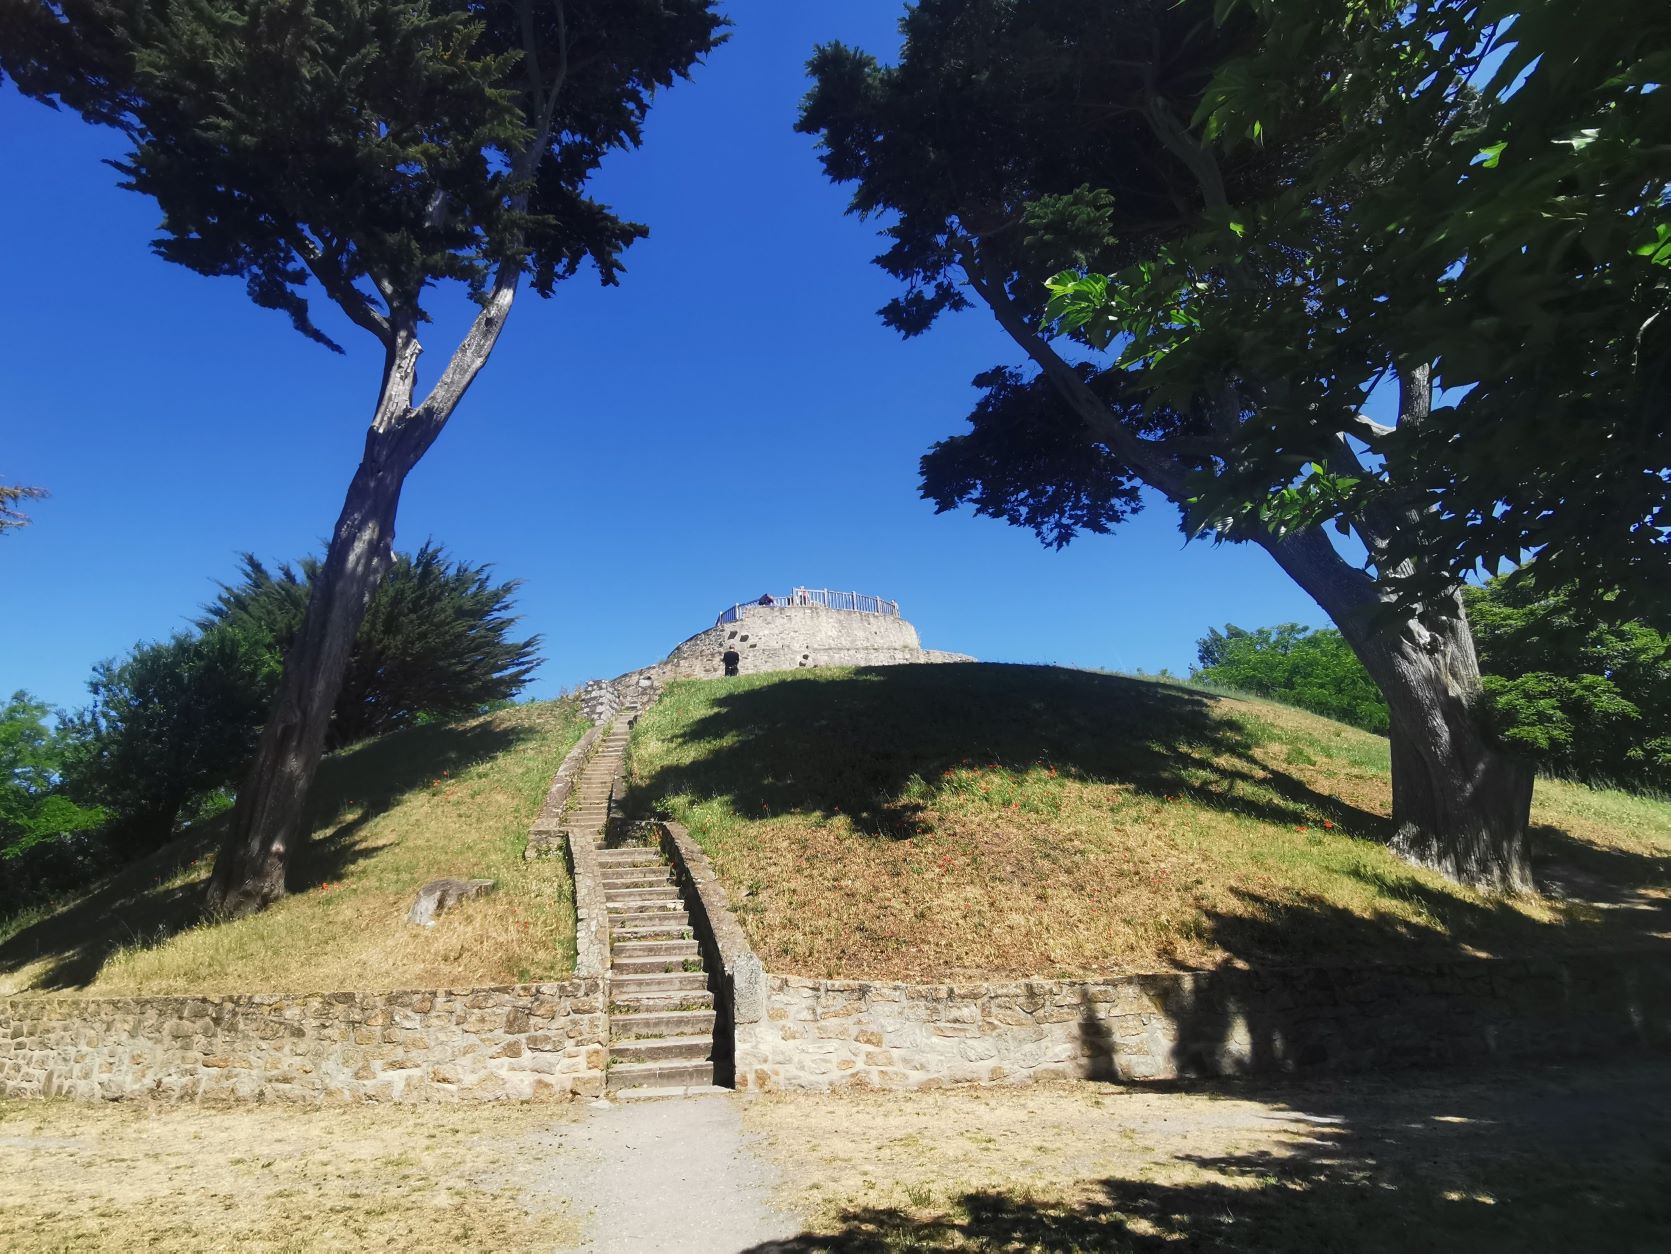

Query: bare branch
[1349,413,1396,443]
[292,233,392,346]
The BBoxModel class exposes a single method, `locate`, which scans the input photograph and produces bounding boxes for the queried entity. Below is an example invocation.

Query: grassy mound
[0,699,587,997]
[625,664,1671,980]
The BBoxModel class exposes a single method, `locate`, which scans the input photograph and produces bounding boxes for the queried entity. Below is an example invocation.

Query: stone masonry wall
[0,981,607,1102]
[662,603,971,681]
[733,951,1671,1091]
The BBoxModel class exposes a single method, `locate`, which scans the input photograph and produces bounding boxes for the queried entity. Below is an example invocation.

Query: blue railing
[717,587,900,625]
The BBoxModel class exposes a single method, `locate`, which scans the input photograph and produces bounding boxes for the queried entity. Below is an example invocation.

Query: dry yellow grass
[743,1061,1671,1251]
[626,665,1671,980]
[0,1097,582,1251]
[0,699,587,998]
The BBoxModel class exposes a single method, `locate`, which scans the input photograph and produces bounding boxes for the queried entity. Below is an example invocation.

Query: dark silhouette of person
[722,648,741,677]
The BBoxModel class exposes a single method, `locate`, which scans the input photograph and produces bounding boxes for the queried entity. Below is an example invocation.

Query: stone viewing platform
[663,588,971,680]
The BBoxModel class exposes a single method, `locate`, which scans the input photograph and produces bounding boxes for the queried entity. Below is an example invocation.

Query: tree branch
[958,238,1193,500]
[293,233,391,347]
[1142,94,1228,213]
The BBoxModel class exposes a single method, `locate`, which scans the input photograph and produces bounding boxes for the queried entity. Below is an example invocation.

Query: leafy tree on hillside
[1194,625,1389,733]
[0,692,105,913]
[61,631,279,853]
[799,0,1668,889]
[1465,573,1671,792]
[4,0,726,915]
[201,543,542,747]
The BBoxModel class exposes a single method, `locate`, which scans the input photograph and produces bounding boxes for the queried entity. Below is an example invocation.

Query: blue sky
[1,1,1337,715]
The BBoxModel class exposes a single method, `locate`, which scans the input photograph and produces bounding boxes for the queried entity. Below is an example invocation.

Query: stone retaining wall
[0,981,608,1102]
[733,950,1671,1091]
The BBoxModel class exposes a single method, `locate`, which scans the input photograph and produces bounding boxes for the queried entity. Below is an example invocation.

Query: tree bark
[205,421,421,916]
[1262,528,1535,892]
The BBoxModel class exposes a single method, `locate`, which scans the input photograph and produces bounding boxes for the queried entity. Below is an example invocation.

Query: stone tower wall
[660,603,964,680]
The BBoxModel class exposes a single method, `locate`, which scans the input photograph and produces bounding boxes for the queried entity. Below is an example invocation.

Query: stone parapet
[525,722,604,858]
[0,981,607,1103]
[734,950,1671,1091]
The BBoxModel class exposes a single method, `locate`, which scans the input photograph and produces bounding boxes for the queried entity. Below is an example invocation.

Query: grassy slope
[0,699,587,997]
[625,664,1671,981]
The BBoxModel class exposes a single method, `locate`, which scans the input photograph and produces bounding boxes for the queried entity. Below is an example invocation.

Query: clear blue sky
[1,1,1337,715]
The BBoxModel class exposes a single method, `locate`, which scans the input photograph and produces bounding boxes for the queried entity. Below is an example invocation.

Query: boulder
[407,878,496,928]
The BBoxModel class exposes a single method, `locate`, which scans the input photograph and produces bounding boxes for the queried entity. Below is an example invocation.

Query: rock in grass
[407,878,496,928]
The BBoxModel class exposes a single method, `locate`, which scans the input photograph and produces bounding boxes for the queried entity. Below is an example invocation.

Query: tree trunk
[204,421,420,917]
[1263,529,1535,892]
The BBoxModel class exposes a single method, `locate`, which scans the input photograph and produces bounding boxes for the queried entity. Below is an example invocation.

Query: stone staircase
[565,717,721,1097]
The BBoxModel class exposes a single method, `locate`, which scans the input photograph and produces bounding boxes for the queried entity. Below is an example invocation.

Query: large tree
[3,0,724,914]
[799,0,1666,889]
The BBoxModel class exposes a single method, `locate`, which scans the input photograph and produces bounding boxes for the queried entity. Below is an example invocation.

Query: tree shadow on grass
[747,1063,1671,1252]
[633,664,1391,841]
[0,717,532,994]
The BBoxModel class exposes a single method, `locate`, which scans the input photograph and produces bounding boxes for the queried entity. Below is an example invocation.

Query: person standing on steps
[722,646,741,677]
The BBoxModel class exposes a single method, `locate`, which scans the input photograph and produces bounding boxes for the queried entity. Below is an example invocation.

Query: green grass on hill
[625,664,1671,981]
[0,699,588,998]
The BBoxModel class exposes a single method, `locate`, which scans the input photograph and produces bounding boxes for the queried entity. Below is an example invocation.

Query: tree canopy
[888,0,1669,617]
[1,0,726,350]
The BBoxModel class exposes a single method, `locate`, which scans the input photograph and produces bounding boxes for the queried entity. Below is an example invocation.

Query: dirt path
[555,1095,799,1252]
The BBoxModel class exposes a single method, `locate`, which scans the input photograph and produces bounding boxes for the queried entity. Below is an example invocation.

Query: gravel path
[555,1094,799,1253]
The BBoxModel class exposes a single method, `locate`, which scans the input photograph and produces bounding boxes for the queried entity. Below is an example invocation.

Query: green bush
[0,691,106,916]
[1464,571,1670,792]
[1193,624,1390,733]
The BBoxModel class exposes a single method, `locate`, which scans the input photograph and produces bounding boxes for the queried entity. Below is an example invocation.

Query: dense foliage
[60,630,279,852]
[201,543,541,747]
[1201,575,1671,792]
[1194,625,1389,733]
[11,544,540,899]
[0,692,104,915]
[1464,573,1670,792]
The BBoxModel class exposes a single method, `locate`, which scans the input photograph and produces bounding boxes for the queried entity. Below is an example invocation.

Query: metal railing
[717,587,900,625]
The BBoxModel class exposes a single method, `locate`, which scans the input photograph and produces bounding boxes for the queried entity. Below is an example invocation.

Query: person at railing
[758,593,776,606]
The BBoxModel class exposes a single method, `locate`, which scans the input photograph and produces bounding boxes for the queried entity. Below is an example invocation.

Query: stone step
[611,970,709,996]
[614,939,699,961]
[611,1009,717,1041]
[597,854,662,868]
[610,1034,713,1065]
[605,887,683,904]
[607,899,685,915]
[606,1060,716,1093]
[610,989,714,1015]
[613,1083,731,1103]
[612,955,700,975]
[599,870,670,887]
[610,920,691,941]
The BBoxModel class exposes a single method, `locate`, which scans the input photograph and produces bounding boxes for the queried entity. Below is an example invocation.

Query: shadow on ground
[0,718,531,993]
[745,1062,1671,1252]
[632,665,1671,969]
[635,665,1392,841]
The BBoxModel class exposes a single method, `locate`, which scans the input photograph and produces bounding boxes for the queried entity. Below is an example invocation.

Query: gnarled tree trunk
[1264,528,1534,892]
